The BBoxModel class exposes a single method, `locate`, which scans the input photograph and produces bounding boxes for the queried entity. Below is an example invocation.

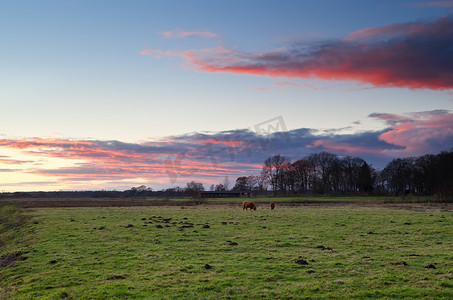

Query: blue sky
[1,1,452,191]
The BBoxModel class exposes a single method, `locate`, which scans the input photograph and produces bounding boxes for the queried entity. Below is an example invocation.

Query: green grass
[1,205,452,298]
[0,205,32,256]
[195,195,433,203]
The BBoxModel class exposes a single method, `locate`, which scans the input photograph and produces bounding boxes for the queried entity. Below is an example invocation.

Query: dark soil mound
[424,264,436,269]
[295,259,309,265]
[392,261,408,266]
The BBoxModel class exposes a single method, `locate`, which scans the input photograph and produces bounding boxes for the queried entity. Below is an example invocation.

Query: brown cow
[242,201,256,210]
[270,202,275,210]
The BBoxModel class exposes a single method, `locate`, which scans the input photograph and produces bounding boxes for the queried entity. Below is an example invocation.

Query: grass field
[0,195,437,209]
[1,204,452,298]
[197,195,434,203]
[143,196,433,202]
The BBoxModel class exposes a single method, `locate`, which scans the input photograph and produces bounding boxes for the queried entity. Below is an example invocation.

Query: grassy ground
[1,205,452,298]
[148,196,433,203]
[199,196,403,202]
[0,205,32,258]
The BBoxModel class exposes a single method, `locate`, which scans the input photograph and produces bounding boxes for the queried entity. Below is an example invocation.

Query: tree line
[254,151,452,199]
[182,150,452,200]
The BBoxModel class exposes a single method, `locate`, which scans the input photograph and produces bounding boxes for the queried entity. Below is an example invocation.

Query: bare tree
[223,176,231,191]
[292,159,312,194]
[185,181,205,198]
[262,155,288,195]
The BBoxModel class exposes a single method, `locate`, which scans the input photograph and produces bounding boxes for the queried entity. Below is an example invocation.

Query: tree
[341,156,366,192]
[246,175,259,191]
[292,159,312,194]
[433,151,453,200]
[222,176,231,191]
[414,154,437,195]
[185,181,205,198]
[281,161,295,194]
[255,173,269,195]
[215,183,226,191]
[126,185,153,197]
[358,162,374,193]
[262,155,288,195]
[307,152,338,194]
[381,158,416,195]
[233,177,248,191]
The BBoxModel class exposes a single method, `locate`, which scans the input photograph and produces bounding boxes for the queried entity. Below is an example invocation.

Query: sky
[1,0,453,192]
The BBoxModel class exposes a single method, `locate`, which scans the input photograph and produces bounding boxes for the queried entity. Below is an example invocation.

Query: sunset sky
[1,0,452,192]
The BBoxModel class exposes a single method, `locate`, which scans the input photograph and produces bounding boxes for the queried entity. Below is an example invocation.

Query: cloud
[273,81,328,90]
[371,110,453,156]
[0,156,34,165]
[310,110,453,159]
[252,87,272,91]
[415,1,453,7]
[158,28,219,39]
[0,181,57,187]
[1,110,452,187]
[343,22,431,41]
[0,169,18,172]
[144,16,453,90]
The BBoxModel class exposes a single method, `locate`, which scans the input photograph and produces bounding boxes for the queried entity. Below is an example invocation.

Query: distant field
[0,195,441,209]
[1,205,452,298]
[149,196,433,202]
[199,196,433,202]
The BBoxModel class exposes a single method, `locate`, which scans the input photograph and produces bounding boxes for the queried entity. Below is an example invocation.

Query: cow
[270,202,275,210]
[242,201,257,211]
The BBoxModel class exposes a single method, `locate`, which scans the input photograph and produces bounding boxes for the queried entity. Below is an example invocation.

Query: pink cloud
[344,22,428,41]
[0,156,33,165]
[306,110,453,158]
[252,87,272,91]
[158,28,219,39]
[274,81,328,90]
[0,137,262,185]
[374,111,453,156]
[139,49,165,58]
[307,140,385,155]
[143,16,453,90]
[274,81,300,87]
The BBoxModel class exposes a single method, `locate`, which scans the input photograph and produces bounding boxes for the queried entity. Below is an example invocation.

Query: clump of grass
[0,205,34,297]
[0,205,32,261]
[0,205,28,229]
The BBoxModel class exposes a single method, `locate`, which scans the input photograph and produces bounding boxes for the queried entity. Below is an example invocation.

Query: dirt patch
[295,259,309,265]
[392,261,408,266]
[316,245,333,250]
[107,275,126,280]
[0,254,18,268]
[424,264,437,269]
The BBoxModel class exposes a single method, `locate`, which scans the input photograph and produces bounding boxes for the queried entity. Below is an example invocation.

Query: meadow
[1,203,452,299]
